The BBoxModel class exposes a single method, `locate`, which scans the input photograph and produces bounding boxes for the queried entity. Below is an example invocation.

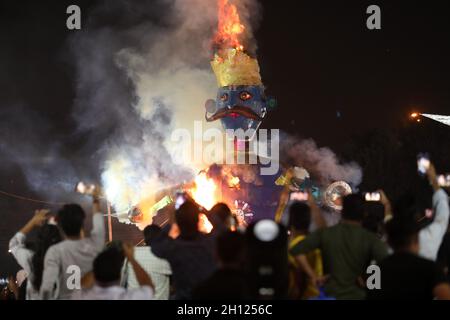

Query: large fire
[189,171,218,211]
[215,0,245,51]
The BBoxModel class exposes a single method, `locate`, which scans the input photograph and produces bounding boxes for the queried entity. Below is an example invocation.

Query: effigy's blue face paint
[205,85,269,136]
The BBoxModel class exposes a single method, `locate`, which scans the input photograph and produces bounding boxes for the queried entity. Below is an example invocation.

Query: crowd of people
[2,162,450,300]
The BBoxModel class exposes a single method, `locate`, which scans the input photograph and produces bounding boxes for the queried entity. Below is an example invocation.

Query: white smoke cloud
[70,0,256,217]
[280,135,363,188]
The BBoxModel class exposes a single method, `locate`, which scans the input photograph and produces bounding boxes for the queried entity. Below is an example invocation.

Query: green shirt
[289,222,388,300]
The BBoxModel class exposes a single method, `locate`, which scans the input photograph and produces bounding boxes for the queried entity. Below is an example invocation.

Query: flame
[199,214,214,234]
[215,0,245,51]
[190,171,218,210]
[221,166,241,189]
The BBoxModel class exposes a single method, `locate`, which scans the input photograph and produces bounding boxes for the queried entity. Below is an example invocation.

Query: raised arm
[90,186,106,251]
[9,210,49,272]
[151,224,175,260]
[378,190,393,222]
[123,243,154,289]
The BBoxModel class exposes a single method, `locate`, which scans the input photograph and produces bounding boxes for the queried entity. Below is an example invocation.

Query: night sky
[1,0,449,274]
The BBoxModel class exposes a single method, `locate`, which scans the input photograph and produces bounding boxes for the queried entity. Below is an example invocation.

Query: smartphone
[365,192,381,202]
[175,192,188,210]
[437,174,450,187]
[75,182,96,195]
[290,191,309,202]
[417,153,430,176]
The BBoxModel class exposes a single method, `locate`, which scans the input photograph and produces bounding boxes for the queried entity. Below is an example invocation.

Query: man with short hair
[290,194,388,300]
[368,216,450,300]
[151,200,216,299]
[73,243,154,300]
[288,199,325,299]
[40,190,105,299]
[193,231,248,300]
[123,225,172,300]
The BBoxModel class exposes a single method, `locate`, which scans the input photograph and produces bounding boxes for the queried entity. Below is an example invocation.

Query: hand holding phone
[75,182,96,195]
[417,153,430,176]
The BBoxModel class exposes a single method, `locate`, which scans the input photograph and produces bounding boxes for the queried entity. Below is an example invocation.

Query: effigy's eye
[220,93,229,102]
[239,91,252,101]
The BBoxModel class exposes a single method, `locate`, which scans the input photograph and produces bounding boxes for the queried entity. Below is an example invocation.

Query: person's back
[290,195,388,299]
[40,200,105,299]
[124,226,172,300]
[368,215,450,300]
[44,236,104,299]
[193,231,248,300]
[8,210,62,300]
[161,233,215,299]
[287,201,325,299]
[318,223,387,299]
[370,252,446,299]
[74,243,154,300]
[152,201,216,299]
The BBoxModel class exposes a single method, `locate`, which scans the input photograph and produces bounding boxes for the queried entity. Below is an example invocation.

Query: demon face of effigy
[205,49,276,138]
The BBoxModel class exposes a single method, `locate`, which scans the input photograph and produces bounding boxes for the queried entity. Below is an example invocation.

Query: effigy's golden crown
[211,48,263,87]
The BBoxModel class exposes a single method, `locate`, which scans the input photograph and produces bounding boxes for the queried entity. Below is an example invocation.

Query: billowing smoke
[280,134,363,188]
[69,0,262,218]
[0,105,78,202]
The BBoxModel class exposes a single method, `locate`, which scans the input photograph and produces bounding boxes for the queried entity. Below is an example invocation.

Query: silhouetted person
[9,210,62,299]
[122,225,172,300]
[368,215,450,300]
[151,200,216,299]
[290,194,388,299]
[193,231,248,299]
[73,242,153,300]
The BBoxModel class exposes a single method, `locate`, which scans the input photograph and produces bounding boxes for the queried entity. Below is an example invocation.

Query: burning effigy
[99,0,358,230]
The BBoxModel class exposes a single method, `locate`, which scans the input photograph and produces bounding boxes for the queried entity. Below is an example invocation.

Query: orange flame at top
[215,0,245,51]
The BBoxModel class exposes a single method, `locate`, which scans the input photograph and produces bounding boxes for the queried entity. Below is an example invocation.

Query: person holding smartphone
[40,186,105,299]
[418,162,450,261]
[8,209,62,300]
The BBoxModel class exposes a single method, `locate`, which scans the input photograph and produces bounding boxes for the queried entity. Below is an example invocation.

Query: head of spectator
[143,225,162,246]
[31,224,62,291]
[363,202,385,235]
[56,204,86,239]
[341,194,366,222]
[175,200,200,239]
[93,245,125,287]
[216,231,245,269]
[288,201,311,235]
[386,217,420,254]
[209,203,232,230]
[394,193,431,228]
